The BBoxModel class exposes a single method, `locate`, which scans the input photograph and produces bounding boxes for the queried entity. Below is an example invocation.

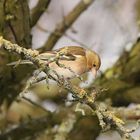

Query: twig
[36,24,89,48]
[31,0,51,27]
[94,102,138,140]
[19,72,47,97]
[20,96,50,114]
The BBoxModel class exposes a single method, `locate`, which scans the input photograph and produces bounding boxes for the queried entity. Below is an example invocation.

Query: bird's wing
[38,46,86,61]
[57,46,86,56]
[37,52,56,60]
[55,46,86,60]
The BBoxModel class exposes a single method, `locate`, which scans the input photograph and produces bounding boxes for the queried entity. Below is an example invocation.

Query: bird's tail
[7,60,33,66]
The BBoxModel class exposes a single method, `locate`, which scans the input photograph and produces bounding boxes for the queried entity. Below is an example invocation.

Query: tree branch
[40,0,95,52]
[31,0,51,27]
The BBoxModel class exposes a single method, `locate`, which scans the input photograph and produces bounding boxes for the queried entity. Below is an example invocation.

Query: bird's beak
[92,68,97,78]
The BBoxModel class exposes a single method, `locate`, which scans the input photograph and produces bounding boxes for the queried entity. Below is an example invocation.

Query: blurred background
[0,0,140,140]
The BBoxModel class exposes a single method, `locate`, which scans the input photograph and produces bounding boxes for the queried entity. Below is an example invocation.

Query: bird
[8,46,101,79]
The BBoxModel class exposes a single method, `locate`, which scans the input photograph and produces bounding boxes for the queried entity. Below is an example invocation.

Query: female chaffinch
[8,46,101,79]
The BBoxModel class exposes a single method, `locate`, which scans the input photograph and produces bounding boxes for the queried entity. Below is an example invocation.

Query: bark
[0,0,32,105]
[31,0,51,27]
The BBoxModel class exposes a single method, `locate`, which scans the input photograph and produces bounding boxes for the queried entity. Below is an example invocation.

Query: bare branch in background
[20,96,50,114]
[40,0,95,52]
[36,24,89,48]
[31,0,51,27]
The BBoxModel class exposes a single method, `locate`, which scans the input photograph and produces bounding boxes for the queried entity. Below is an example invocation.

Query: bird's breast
[48,57,87,79]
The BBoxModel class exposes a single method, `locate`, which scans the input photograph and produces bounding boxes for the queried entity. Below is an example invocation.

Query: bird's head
[86,49,101,77]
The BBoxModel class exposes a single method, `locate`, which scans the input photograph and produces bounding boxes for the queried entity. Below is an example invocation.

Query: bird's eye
[93,64,96,67]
